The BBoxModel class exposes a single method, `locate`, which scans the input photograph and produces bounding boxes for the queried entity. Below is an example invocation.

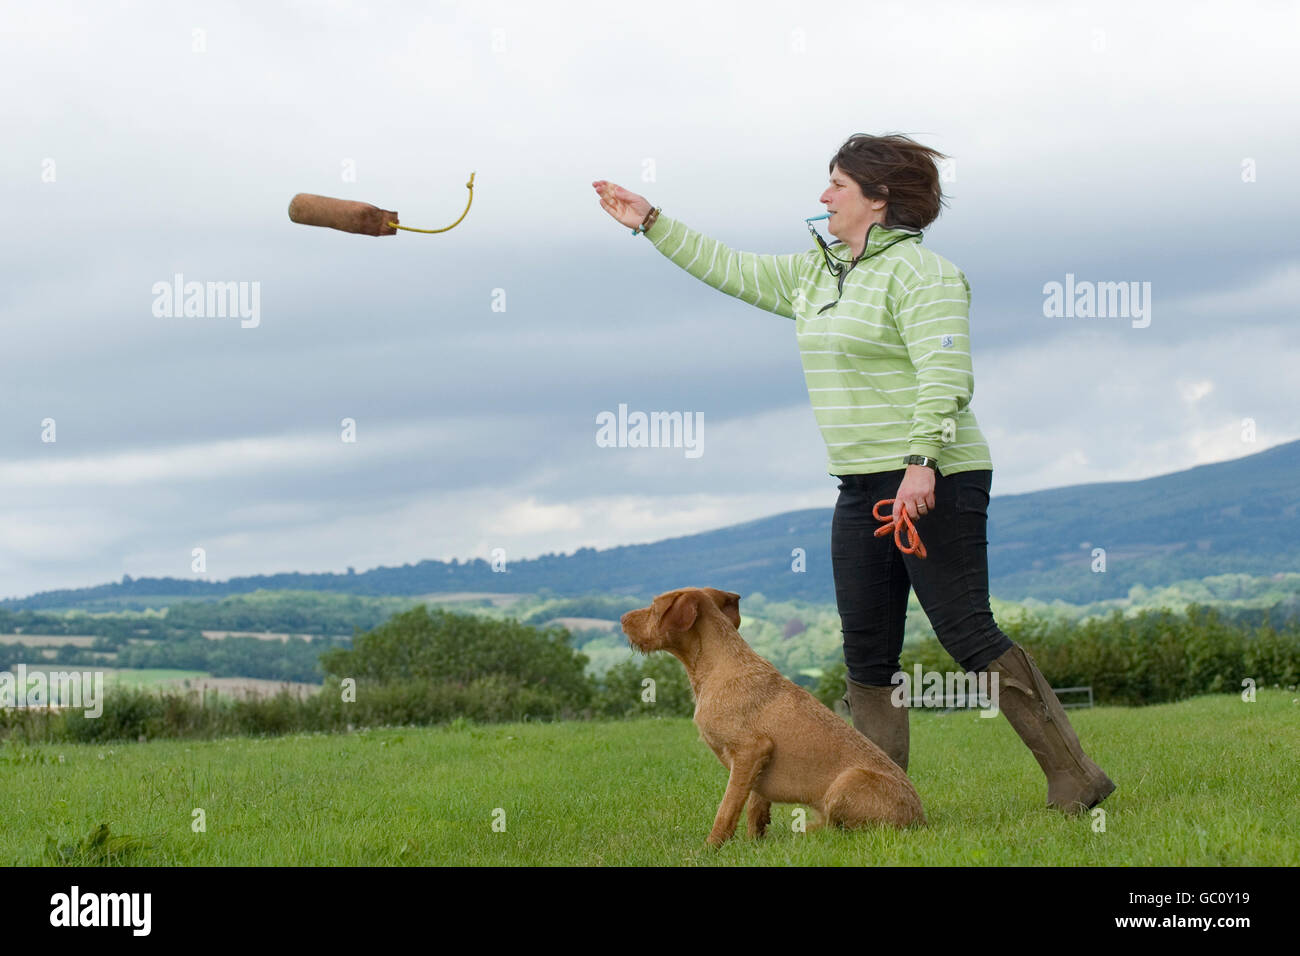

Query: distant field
[9,667,207,686]
[544,617,619,632]
[200,630,321,643]
[105,668,319,699]
[4,690,1295,866]
[572,637,637,678]
[2,595,223,612]
[0,634,98,646]
[417,593,528,607]
[4,667,320,699]
[147,676,321,699]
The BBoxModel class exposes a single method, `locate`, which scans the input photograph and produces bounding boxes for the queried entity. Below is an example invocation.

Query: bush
[319,605,592,712]
[595,654,694,718]
[815,604,1300,709]
[4,602,1293,745]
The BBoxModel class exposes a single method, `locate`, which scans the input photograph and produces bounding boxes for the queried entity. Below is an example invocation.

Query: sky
[2,0,1298,599]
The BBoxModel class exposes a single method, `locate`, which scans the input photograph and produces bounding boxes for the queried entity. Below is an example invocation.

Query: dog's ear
[659,590,699,635]
[701,588,742,629]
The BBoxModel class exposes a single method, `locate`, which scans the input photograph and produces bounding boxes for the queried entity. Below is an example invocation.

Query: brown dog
[621,587,926,847]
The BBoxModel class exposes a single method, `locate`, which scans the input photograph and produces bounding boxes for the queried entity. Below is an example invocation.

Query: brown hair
[828,133,949,230]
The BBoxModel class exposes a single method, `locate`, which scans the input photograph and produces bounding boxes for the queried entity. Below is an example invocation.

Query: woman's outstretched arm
[594,179,805,319]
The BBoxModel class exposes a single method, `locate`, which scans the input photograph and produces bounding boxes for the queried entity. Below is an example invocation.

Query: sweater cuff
[907,442,944,461]
[644,211,673,242]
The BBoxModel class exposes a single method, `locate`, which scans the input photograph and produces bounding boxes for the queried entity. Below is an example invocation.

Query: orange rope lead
[873,499,928,559]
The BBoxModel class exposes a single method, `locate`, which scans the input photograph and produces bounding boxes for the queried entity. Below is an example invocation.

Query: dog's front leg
[707,736,774,848]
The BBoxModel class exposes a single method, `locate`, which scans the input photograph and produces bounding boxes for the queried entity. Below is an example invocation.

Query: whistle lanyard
[804,216,918,314]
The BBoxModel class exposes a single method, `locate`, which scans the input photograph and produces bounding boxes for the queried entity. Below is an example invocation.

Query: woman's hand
[592,179,651,229]
[894,464,936,521]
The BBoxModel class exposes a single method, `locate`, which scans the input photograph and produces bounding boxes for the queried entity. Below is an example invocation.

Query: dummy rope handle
[387,172,475,233]
[287,173,475,237]
[873,498,928,559]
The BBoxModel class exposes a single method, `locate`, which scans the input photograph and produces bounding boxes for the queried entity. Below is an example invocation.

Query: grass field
[8,667,210,687]
[98,668,212,687]
[3,689,1296,866]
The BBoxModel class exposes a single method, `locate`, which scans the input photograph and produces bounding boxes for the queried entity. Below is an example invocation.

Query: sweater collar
[833,221,922,260]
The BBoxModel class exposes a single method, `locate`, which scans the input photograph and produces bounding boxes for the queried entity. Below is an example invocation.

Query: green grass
[100,668,212,687]
[3,690,1296,865]
[10,666,211,688]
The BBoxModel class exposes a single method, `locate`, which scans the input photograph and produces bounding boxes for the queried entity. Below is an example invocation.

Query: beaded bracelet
[632,206,661,236]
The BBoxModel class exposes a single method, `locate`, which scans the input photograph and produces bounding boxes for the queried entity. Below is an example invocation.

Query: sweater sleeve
[643,213,802,320]
[895,270,976,460]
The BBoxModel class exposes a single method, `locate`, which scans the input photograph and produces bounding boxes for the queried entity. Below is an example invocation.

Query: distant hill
[6,439,1299,610]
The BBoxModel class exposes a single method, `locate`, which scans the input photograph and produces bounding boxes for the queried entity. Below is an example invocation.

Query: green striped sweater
[643,213,992,477]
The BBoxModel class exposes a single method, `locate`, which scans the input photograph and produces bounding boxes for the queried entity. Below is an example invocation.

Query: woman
[593,133,1114,814]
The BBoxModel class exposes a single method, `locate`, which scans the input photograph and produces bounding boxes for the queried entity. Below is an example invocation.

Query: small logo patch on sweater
[941,334,954,348]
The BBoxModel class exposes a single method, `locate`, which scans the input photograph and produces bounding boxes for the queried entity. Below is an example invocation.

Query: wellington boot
[842,677,910,772]
[984,643,1115,813]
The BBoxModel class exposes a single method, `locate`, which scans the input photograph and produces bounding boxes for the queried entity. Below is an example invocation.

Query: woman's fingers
[594,181,618,206]
[894,497,926,520]
[594,179,647,227]
[595,182,633,224]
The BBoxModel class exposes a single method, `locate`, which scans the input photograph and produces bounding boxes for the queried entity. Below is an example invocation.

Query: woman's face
[820,164,887,243]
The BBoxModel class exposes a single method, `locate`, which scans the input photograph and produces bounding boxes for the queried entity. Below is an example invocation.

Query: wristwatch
[632,206,661,236]
[905,454,938,469]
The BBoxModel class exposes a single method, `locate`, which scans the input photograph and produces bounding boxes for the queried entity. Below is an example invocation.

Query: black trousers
[831,468,1013,686]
